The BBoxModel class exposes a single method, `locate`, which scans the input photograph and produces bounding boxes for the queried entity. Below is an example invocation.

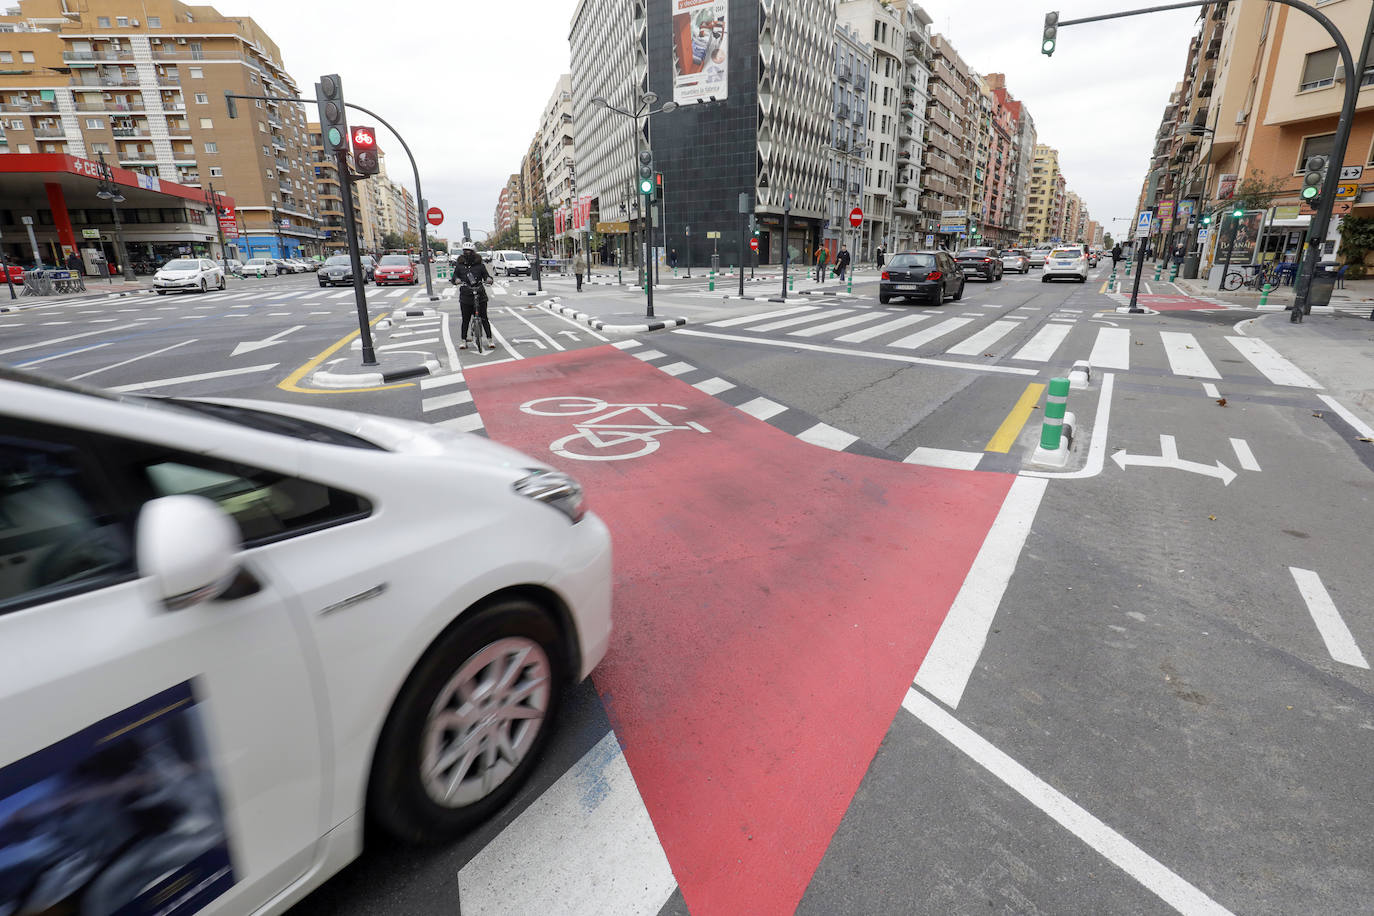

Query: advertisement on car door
[0,681,236,915]
[672,0,728,104]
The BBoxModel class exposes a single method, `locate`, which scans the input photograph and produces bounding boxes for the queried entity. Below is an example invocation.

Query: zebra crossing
[700,302,1325,388]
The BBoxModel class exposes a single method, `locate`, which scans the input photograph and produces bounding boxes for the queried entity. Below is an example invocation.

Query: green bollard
[1260,283,1272,306]
[1040,377,1070,451]
[789,274,794,292]
[847,273,853,294]
[708,270,715,292]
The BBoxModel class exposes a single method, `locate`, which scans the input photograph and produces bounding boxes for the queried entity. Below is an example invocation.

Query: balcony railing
[70,75,140,87]
[33,128,66,139]
[74,100,146,112]
[111,127,149,138]
[837,64,852,83]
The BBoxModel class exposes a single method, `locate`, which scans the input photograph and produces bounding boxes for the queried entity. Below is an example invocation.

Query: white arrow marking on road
[512,337,548,349]
[1110,434,1236,486]
[232,325,305,357]
[557,330,581,340]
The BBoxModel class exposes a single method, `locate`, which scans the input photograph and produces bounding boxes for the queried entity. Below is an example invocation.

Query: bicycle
[469,308,490,354]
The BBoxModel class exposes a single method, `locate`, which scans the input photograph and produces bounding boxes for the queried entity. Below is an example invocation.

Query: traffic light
[351,125,379,178]
[638,150,655,196]
[1042,12,1058,57]
[750,215,759,238]
[783,190,794,214]
[1301,155,1327,208]
[315,73,348,158]
[1232,206,1244,218]
[1201,214,1212,226]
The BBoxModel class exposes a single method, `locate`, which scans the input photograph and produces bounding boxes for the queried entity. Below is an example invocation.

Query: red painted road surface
[467,346,1016,914]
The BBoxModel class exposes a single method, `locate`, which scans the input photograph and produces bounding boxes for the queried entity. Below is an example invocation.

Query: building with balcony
[922,33,977,249]
[307,120,361,257]
[826,23,871,255]
[0,0,320,260]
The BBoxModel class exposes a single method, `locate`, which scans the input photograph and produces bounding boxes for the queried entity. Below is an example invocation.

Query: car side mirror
[137,495,240,610]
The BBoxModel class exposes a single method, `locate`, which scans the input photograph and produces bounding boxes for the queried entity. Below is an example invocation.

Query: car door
[0,419,326,916]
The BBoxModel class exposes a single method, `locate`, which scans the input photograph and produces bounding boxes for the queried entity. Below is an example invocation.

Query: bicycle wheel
[1222,272,1243,291]
[471,317,488,354]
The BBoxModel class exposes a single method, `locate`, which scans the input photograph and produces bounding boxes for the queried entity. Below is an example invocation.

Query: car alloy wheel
[218,275,225,290]
[199,278,207,293]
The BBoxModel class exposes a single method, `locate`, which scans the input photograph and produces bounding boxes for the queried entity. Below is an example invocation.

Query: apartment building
[921,34,977,249]
[838,0,905,257]
[0,0,321,259]
[826,23,870,255]
[306,120,360,256]
[1025,143,1062,245]
[520,130,545,220]
[975,74,1030,247]
[540,74,573,217]
[893,3,933,253]
[494,173,519,235]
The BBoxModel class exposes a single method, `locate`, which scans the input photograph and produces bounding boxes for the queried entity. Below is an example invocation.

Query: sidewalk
[1242,310,1374,428]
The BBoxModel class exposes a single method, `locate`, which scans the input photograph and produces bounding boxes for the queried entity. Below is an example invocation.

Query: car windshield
[162,259,199,270]
[379,255,410,266]
[1050,249,1083,259]
[504,253,529,262]
[325,256,351,266]
[888,253,936,269]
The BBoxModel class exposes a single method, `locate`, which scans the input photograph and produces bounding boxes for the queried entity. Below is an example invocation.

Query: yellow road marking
[1099,281,1109,294]
[985,382,1047,453]
[278,315,414,394]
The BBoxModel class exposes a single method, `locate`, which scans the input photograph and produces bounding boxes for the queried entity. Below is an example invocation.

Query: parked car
[302,258,321,272]
[4,264,25,285]
[1027,248,1052,268]
[879,250,965,304]
[0,363,612,914]
[318,254,376,286]
[153,257,225,295]
[224,258,246,278]
[244,258,279,277]
[492,250,532,277]
[1000,249,1031,274]
[1042,245,1090,283]
[955,247,1004,281]
[286,258,312,274]
[375,254,418,286]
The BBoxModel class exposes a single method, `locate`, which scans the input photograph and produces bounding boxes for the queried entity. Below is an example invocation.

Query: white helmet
[462,240,476,251]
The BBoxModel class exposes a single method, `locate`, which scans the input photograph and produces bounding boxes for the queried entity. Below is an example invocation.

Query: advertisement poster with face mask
[672,0,728,104]
[0,681,236,915]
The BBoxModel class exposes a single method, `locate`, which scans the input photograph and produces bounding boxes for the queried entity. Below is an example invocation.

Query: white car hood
[189,396,546,470]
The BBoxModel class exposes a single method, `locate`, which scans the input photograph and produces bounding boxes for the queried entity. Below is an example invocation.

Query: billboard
[1216,173,1238,200]
[671,0,728,104]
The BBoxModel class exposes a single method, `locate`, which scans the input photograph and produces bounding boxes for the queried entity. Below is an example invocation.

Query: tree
[401,231,419,249]
[380,230,404,251]
[1337,215,1374,279]
[1231,169,1287,213]
[429,238,448,253]
[1103,232,1115,248]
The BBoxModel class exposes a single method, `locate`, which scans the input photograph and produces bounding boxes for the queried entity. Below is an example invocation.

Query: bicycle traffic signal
[351,125,379,178]
[1201,214,1212,226]
[316,73,348,158]
[1232,205,1244,218]
[1301,155,1328,208]
[1042,12,1058,57]
[638,150,655,196]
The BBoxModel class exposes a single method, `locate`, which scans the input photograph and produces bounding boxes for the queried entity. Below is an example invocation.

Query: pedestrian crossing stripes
[890,317,973,349]
[946,320,1019,356]
[1012,324,1072,362]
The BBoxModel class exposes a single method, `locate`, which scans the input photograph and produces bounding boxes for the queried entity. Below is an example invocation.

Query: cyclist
[452,241,496,350]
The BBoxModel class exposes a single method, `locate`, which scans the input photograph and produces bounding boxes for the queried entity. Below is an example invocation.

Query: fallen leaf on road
[1208,515,1217,521]
[1216,398,1228,407]
[1359,437,1374,443]
[1313,411,1325,419]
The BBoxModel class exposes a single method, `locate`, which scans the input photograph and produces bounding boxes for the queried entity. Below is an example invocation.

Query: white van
[492,250,531,277]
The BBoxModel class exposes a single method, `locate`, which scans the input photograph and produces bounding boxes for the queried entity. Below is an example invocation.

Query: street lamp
[591,92,678,318]
[94,152,136,282]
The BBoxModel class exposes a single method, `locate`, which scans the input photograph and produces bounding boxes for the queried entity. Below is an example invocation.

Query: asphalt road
[4,263,1371,914]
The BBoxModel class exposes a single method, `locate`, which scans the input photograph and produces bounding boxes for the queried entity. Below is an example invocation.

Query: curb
[311,357,441,388]
[540,300,687,333]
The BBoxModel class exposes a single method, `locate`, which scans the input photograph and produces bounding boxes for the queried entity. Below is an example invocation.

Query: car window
[0,425,135,613]
[324,256,351,266]
[379,255,409,265]
[163,259,198,270]
[1050,248,1083,259]
[888,253,935,269]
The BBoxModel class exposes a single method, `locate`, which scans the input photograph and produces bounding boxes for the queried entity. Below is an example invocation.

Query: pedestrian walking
[876,246,886,270]
[64,251,83,275]
[669,248,679,270]
[573,252,586,292]
[835,246,851,281]
[814,244,829,283]
[1111,242,1123,267]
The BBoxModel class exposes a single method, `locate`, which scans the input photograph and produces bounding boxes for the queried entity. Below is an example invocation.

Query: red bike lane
[466,346,1016,914]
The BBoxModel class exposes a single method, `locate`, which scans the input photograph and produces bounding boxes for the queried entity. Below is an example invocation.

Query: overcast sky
[229,0,1200,243]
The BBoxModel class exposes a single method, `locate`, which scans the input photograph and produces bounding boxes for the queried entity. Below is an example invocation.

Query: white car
[492,250,532,277]
[1041,245,1090,283]
[244,258,280,277]
[153,257,225,294]
[0,365,612,915]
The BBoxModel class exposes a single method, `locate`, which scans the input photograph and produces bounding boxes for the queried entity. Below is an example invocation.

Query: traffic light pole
[642,189,655,318]
[780,197,791,301]
[739,214,747,298]
[1127,221,1149,313]
[335,147,377,366]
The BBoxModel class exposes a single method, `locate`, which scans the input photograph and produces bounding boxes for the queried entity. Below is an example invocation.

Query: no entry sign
[749,237,760,252]
[849,207,863,228]
[426,207,444,227]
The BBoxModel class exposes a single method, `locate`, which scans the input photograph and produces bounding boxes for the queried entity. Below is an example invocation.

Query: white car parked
[1041,246,1090,283]
[153,257,225,294]
[0,366,613,915]
[244,257,280,277]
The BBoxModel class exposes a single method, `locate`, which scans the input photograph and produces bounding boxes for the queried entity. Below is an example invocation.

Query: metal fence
[20,269,88,297]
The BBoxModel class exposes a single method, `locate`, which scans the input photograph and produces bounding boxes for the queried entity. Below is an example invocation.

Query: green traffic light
[639,179,653,194]
[1232,208,1244,217]
[1301,185,1319,200]
[1042,39,1055,56]
[327,127,342,148]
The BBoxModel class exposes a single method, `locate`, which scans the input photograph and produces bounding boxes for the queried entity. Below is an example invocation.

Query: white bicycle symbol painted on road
[519,396,711,461]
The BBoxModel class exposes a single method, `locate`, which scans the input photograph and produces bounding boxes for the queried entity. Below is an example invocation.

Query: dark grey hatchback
[879,251,965,304]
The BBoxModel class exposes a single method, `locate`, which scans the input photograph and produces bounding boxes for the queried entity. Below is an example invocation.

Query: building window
[85,118,103,129]
[116,16,128,26]
[204,141,217,153]
[97,16,110,27]
[249,73,259,84]
[199,117,213,128]
[8,120,23,130]
[195,92,208,104]
[209,166,222,177]
[1298,133,1336,172]
[16,144,30,153]
[0,52,10,63]
[189,67,203,79]
[148,16,161,27]
[1300,47,1339,91]
[255,100,264,108]
[20,51,35,63]
[90,142,110,153]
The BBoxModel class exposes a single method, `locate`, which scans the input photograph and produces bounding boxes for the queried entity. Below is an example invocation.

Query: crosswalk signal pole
[738,192,750,299]
[1128,214,1150,314]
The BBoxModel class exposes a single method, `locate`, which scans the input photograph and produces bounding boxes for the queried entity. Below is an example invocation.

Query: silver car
[153,257,225,294]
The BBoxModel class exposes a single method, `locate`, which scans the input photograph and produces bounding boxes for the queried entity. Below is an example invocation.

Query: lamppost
[591,91,678,319]
[205,183,230,278]
[94,152,136,281]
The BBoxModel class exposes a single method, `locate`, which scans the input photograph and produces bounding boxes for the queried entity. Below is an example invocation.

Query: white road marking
[70,339,197,381]
[789,312,887,338]
[504,307,565,351]
[693,376,735,395]
[1316,394,1374,437]
[378,337,439,351]
[422,390,474,412]
[1160,332,1220,379]
[42,321,72,325]
[111,364,277,392]
[736,396,787,420]
[17,341,114,366]
[440,312,461,370]
[946,320,1020,356]
[1202,383,1221,399]
[457,730,676,916]
[658,361,695,376]
[538,306,610,341]
[889,317,974,350]
[837,314,928,343]
[1229,438,1261,472]
[903,447,983,470]
[438,414,485,433]
[915,475,1047,707]
[419,372,465,390]
[0,322,140,356]
[1012,324,1072,362]
[707,305,818,327]
[330,291,354,299]
[629,349,665,361]
[612,339,642,350]
[489,324,524,357]
[797,422,859,451]
[1225,337,1322,388]
[91,318,119,323]
[1088,327,1131,370]
[1289,568,1369,669]
[750,309,855,332]
[387,288,409,298]
[1022,373,1116,481]
[903,690,1235,916]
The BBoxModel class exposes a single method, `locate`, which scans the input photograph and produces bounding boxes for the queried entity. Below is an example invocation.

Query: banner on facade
[1156,200,1174,224]
[572,195,593,233]
[1230,210,1263,264]
[554,207,567,237]
[1216,173,1238,200]
[671,0,728,104]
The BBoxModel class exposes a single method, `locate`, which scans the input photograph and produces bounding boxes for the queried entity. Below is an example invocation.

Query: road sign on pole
[426,206,443,226]
[849,207,863,228]
[1135,212,1153,239]
[749,238,759,252]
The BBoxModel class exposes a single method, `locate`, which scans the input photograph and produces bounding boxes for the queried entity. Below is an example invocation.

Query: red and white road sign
[425,207,443,227]
[749,237,760,252]
[849,206,863,228]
